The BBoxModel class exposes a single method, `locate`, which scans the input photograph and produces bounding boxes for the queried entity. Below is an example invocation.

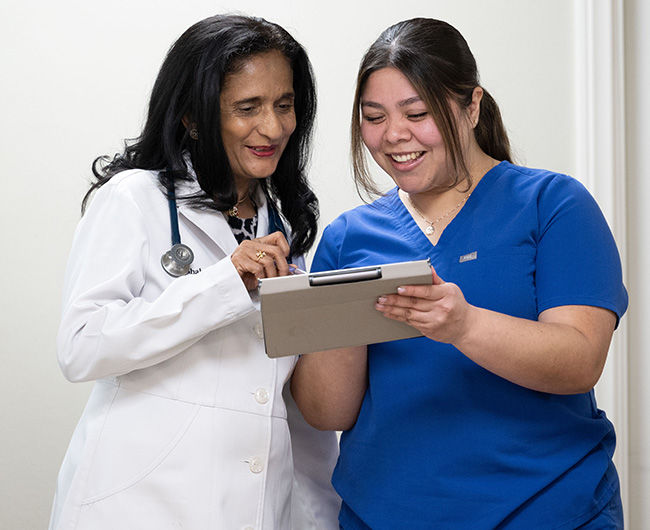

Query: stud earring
[189,128,199,140]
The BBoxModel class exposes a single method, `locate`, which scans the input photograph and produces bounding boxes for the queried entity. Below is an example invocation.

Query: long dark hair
[351,17,512,199]
[84,14,319,257]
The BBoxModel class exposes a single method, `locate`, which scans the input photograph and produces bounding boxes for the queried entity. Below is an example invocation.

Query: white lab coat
[49,168,341,530]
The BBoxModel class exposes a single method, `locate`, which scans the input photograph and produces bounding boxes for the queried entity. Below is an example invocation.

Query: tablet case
[259,259,432,357]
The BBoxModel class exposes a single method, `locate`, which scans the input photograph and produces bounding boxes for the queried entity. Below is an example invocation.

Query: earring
[189,128,199,140]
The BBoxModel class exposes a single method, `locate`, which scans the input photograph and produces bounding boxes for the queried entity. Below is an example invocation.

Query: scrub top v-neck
[390,165,493,252]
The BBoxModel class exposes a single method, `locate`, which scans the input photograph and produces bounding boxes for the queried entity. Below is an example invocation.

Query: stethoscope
[161,180,288,277]
[161,182,195,277]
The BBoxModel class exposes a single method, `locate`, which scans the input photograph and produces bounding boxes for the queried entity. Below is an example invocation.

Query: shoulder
[325,189,398,234]
[488,162,598,220]
[313,190,400,271]
[495,161,589,197]
[103,168,164,197]
[89,169,165,212]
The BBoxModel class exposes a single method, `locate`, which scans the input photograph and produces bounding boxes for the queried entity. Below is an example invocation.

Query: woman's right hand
[374,266,472,345]
[230,231,291,290]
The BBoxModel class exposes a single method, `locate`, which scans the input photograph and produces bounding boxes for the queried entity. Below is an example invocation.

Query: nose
[385,117,411,143]
[257,108,283,140]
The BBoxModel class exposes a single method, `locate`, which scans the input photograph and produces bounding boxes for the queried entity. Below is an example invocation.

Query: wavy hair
[84,14,319,257]
[351,18,512,199]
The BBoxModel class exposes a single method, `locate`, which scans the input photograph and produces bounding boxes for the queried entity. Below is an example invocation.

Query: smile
[248,145,278,157]
[390,151,424,163]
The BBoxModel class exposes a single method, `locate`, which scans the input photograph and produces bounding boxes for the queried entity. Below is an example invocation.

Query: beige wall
[624,0,650,527]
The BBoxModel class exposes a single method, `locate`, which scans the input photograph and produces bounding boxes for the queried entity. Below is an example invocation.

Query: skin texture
[291,67,617,432]
[219,50,297,289]
[360,67,457,197]
[220,50,297,200]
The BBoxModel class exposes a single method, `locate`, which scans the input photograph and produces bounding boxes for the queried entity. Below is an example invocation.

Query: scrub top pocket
[449,245,538,320]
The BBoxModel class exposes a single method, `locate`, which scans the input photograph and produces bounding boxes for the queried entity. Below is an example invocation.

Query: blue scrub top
[312,162,628,529]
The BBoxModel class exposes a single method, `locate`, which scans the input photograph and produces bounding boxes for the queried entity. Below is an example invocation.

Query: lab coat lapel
[178,204,239,256]
[254,187,270,237]
[175,178,270,256]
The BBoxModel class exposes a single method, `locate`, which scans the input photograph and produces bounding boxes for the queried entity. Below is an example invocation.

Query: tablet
[258,259,432,357]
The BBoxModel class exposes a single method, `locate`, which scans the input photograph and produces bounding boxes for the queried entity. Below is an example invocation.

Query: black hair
[351,17,512,199]
[84,14,319,257]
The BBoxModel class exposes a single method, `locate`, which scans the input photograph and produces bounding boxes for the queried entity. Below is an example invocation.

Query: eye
[235,104,259,115]
[276,102,295,113]
[362,114,385,123]
[407,112,428,120]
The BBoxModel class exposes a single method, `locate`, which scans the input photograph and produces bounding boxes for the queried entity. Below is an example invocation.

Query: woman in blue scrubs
[291,18,627,529]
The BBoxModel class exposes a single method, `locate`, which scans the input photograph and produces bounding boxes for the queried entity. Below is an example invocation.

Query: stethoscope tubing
[167,183,182,247]
[161,179,289,277]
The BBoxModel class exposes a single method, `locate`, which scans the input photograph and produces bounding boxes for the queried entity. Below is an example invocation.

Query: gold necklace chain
[406,193,471,236]
[228,193,250,218]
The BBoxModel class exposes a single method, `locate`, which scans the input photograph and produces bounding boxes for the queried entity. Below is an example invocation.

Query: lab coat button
[249,457,264,474]
[254,323,264,339]
[254,388,269,404]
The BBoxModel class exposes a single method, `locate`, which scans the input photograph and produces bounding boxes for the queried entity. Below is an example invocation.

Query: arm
[376,267,617,394]
[376,173,626,395]
[291,346,368,431]
[283,382,342,528]
[57,180,290,383]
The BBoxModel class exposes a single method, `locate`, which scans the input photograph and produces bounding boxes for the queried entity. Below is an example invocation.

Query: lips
[390,151,424,163]
[248,145,277,157]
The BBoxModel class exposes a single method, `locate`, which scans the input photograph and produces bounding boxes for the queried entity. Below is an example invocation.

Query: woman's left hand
[374,266,472,345]
[231,231,291,290]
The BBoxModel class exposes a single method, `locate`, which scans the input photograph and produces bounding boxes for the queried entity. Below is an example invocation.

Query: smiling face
[360,67,458,195]
[220,50,296,191]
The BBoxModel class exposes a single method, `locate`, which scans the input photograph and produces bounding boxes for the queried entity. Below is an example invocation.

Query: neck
[236,184,251,203]
[400,154,497,226]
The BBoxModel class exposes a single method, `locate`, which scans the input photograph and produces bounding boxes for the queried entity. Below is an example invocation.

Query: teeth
[391,152,423,163]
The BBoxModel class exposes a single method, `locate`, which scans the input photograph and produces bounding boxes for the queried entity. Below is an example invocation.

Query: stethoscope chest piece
[161,243,194,277]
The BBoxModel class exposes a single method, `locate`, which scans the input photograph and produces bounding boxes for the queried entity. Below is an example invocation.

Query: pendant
[425,225,435,236]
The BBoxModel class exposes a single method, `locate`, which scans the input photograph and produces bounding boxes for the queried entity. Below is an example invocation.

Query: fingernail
[397,287,406,294]
[377,296,387,303]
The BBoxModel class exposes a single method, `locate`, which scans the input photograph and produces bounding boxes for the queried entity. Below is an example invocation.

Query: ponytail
[476,88,512,163]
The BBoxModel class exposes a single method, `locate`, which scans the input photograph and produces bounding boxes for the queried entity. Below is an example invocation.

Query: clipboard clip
[308,266,382,286]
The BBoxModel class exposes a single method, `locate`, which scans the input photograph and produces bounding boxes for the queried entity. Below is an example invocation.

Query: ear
[468,86,483,128]
[182,114,199,140]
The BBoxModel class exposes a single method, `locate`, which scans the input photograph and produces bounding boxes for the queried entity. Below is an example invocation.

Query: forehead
[221,50,294,99]
[361,67,420,103]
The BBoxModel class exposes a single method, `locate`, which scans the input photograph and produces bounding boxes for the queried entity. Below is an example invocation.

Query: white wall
[1,0,642,528]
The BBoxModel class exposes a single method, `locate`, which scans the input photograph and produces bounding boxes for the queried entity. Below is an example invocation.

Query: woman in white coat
[49,14,340,530]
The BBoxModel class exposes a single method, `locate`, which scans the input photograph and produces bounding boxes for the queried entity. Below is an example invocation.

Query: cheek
[284,114,297,137]
[361,123,382,153]
[220,119,246,149]
[417,120,444,147]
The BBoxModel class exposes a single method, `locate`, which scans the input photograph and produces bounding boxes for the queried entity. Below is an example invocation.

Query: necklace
[406,192,471,236]
[228,193,250,218]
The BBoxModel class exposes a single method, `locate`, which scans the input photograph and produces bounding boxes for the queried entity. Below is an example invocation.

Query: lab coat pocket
[79,387,201,504]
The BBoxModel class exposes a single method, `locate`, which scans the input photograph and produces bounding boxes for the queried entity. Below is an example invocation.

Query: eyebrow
[231,92,295,106]
[361,95,423,109]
